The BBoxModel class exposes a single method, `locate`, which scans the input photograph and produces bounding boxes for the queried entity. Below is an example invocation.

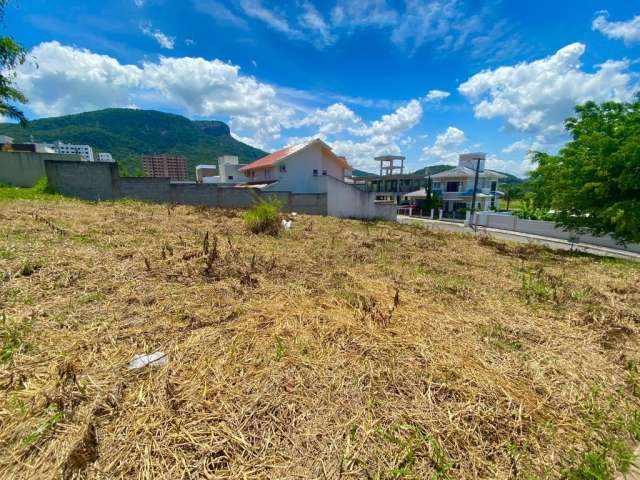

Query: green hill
[0,108,267,178]
[413,165,524,185]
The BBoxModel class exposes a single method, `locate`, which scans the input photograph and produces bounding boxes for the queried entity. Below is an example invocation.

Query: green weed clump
[0,177,59,201]
[243,198,282,235]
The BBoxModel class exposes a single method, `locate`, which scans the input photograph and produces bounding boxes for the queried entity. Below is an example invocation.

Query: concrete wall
[322,176,397,221]
[44,159,329,215]
[45,160,116,200]
[475,212,640,254]
[0,151,81,187]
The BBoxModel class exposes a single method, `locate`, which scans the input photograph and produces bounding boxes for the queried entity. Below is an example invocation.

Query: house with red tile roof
[239,138,351,193]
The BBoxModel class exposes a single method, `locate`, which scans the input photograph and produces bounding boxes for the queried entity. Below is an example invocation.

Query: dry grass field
[0,193,639,479]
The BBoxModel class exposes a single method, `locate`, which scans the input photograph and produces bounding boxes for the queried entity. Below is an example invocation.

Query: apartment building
[51,141,94,162]
[97,152,114,162]
[142,154,188,180]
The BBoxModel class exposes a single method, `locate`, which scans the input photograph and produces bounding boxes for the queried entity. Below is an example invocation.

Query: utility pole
[469,157,481,231]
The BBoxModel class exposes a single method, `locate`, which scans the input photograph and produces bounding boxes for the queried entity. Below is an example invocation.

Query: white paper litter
[128,351,168,370]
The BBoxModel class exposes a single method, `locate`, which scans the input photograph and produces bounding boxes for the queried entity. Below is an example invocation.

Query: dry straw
[0,198,638,479]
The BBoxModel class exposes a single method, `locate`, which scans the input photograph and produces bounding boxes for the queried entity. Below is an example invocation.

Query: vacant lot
[0,195,639,479]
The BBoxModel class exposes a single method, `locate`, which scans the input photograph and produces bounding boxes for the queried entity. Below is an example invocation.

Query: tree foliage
[528,96,640,243]
[0,0,28,126]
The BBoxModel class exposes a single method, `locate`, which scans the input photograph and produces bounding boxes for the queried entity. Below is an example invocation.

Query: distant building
[195,164,218,183]
[0,135,14,144]
[97,152,114,162]
[51,141,94,162]
[427,153,505,214]
[142,154,188,180]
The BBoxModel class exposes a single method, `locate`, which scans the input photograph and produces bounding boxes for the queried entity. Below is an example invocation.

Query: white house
[238,139,396,220]
[429,153,506,213]
[238,139,350,193]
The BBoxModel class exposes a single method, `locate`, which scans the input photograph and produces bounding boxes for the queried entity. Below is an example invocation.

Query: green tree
[0,0,28,126]
[502,183,522,210]
[529,95,640,243]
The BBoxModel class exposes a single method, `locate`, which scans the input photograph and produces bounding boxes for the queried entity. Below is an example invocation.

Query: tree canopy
[528,96,640,244]
[0,0,28,126]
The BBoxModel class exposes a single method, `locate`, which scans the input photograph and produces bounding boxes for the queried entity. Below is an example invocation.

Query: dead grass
[0,197,639,479]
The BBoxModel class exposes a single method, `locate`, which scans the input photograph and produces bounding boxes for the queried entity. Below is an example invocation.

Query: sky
[5,0,640,175]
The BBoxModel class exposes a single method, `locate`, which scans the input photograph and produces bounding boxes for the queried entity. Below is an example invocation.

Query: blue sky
[6,0,640,175]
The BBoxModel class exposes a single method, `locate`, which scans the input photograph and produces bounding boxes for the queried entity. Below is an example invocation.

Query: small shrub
[243,198,282,235]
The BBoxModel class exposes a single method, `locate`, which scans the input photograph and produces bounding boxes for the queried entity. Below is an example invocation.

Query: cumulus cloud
[424,89,450,102]
[15,41,294,148]
[17,41,143,117]
[593,11,640,45]
[295,103,363,135]
[459,43,636,137]
[140,22,175,49]
[421,126,466,164]
[352,99,423,137]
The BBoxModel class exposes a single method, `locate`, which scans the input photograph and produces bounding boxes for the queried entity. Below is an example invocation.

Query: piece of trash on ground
[128,351,168,370]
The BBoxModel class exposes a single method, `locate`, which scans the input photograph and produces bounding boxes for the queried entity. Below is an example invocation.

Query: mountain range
[0,108,267,177]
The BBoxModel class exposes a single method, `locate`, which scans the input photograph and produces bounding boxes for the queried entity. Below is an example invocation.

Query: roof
[430,166,506,179]
[239,139,350,173]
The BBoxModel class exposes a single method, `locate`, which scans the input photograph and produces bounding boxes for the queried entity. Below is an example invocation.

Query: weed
[0,247,15,259]
[243,198,282,235]
[0,177,60,202]
[23,403,63,445]
[18,260,42,277]
[1,313,30,362]
[275,335,285,361]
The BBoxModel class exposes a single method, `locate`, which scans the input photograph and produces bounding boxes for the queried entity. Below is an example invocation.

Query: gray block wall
[44,160,329,215]
[1,152,82,187]
[45,160,116,200]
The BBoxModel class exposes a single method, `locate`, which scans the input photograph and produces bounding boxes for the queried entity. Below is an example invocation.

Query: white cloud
[485,154,530,177]
[331,0,397,28]
[502,140,530,154]
[593,11,640,45]
[391,0,462,54]
[15,41,294,149]
[295,103,363,134]
[424,89,450,102]
[352,99,423,137]
[140,22,175,50]
[459,43,636,136]
[193,0,249,30]
[239,0,302,38]
[421,126,466,164]
[17,41,143,117]
[134,0,145,6]
[330,137,402,169]
[298,1,336,48]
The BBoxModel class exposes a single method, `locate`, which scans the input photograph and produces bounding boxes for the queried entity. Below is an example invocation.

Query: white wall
[322,176,396,220]
[475,212,640,253]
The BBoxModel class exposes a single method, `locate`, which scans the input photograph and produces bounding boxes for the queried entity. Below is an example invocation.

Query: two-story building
[429,153,505,216]
[238,138,350,193]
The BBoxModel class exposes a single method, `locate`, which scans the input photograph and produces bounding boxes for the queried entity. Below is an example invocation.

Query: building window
[228,175,234,180]
[490,181,497,192]
[446,181,460,192]
[313,169,318,176]
[279,164,287,173]
[322,170,327,176]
